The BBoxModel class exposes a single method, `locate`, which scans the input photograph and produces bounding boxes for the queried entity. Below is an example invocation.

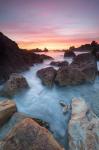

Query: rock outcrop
[1,73,29,97]
[37,67,57,87]
[1,118,64,150]
[0,112,50,140]
[55,66,86,86]
[0,32,52,83]
[0,100,16,126]
[70,53,97,81]
[64,50,76,57]
[50,61,68,67]
[68,98,99,150]
[56,53,97,86]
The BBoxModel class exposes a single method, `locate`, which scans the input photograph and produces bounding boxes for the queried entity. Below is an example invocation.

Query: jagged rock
[1,73,29,97]
[37,67,57,87]
[0,32,52,83]
[0,112,50,140]
[0,100,16,126]
[70,53,97,81]
[1,118,64,150]
[50,61,68,67]
[0,112,29,140]
[56,53,97,86]
[55,66,86,86]
[64,50,76,57]
[68,98,99,150]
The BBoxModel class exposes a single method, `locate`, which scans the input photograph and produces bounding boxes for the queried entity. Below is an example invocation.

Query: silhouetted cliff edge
[0,32,52,83]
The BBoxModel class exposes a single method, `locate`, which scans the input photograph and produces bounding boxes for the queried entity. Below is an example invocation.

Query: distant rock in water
[37,67,57,87]
[1,73,29,97]
[50,61,68,67]
[0,32,52,83]
[64,50,76,57]
[68,98,99,150]
[40,54,53,60]
[0,118,63,150]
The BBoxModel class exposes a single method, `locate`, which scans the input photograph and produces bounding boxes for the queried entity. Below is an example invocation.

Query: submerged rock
[1,73,29,97]
[37,67,57,87]
[1,118,64,150]
[68,98,99,150]
[64,50,76,57]
[0,100,16,127]
[50,61,68,67]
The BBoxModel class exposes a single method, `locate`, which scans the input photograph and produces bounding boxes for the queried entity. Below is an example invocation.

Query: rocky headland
[0,32,53,83]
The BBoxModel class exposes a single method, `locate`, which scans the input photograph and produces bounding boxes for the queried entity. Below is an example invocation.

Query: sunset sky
[0,0,99,50]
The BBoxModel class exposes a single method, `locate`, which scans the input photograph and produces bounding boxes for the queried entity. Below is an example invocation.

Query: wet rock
[71,53,97,81]
[1,73,29,97]
[0,32,52,83]
[40,54,53,60]
[56,67,86,86]
[50,61,68,67]
[0,112,29,140]
[56,53,97,86]
[64,50,76,57]
[68,98,99,150]
[1,118,64,150]
[33,118,50,130]
[59,101,71,114]
[37,67,57,87]
[0,141,4,149]
[0,100,16,127]
[0,112,50,140]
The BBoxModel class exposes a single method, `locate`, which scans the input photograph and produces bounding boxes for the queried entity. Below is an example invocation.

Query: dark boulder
[1,73,29,97]
[37,67,57,87]
[56,53,97,86]
[70,53,97,81]
[64,50,76,57]
[55,66,86,86]
[40,54,53,60]
[0,32,52,83]
[50,61,68,67]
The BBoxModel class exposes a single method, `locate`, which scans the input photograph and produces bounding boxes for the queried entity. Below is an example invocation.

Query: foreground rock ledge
[68,98,99,150]
[1,118,64,150]
[0,100,16,126]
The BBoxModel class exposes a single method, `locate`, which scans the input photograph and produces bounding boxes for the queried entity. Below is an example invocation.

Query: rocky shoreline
[0,32,99,150]
[37,53,97,87]
[0,98,99,150]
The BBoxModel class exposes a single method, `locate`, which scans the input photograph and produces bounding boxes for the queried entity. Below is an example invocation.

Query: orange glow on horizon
[17,39,99,50]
